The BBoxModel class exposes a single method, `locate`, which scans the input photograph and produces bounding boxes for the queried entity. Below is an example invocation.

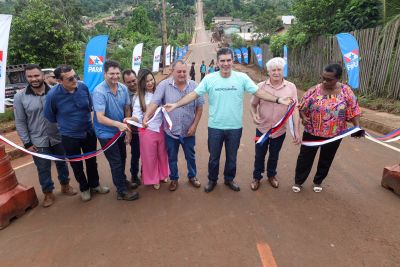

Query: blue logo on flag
[336,33,360,89]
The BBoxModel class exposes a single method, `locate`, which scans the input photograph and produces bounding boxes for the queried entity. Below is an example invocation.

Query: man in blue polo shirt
[165,48,293,193]
[44,65,109,202]
[92,60,139,201]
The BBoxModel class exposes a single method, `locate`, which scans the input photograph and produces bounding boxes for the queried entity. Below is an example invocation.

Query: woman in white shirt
[130,69,169,189]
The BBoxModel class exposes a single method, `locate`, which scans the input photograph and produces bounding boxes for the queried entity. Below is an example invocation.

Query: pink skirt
[139,128,169,185]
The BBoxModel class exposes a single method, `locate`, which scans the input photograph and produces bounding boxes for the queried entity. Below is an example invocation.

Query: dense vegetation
[0,0,195,72]
[203,0,398,56]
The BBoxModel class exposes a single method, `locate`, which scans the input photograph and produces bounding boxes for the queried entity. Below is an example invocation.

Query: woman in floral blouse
[292,63,362,193]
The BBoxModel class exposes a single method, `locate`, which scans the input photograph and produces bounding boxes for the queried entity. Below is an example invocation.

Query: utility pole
[161,0,168,71]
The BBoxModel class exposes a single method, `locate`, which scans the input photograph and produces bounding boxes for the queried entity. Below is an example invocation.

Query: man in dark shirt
[44,65,109,202]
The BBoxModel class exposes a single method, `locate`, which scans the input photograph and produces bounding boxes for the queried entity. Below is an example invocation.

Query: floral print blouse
[299,84,361,138]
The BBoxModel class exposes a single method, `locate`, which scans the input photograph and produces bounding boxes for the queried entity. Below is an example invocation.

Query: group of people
[14,47,362,208]
[189,60,220,82]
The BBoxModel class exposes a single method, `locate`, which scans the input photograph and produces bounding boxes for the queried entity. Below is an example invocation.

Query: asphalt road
[1,1,399,266]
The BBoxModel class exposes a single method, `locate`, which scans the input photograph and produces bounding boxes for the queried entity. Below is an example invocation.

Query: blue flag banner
[336,33,360,89]
[178,47,183,60]
[240,47,248,64]
[252,46,263,68]
[235,48,242,64]
[283,45,288,78]
[175,46,179,61]
[84,35,108,93]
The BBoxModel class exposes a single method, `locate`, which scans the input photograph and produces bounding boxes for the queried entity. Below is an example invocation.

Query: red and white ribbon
[0,131,123,161]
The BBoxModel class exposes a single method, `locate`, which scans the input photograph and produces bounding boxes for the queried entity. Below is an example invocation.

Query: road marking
[366,136,400,153]
[257,242,277,267]
[14,160,34,170]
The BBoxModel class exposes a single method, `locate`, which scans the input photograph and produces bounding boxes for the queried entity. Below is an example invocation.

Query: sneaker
[91,185,110,194]
[313,184,323,193]
[125,180,138,190]
[117,191,139,201]
[292,184,302,193]
[42,192,55,208]
[81,190,91,201]
[61,183,78,196]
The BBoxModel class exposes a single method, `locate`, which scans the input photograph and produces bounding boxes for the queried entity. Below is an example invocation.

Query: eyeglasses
[321,76,337,82]
[64,75,78,82]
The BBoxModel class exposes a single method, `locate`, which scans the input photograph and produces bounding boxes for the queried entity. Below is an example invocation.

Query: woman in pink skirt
[131,69,169,189]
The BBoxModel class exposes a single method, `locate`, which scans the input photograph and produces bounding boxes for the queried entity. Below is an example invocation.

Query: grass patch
[355,93,400,115]
[0,108,14,123]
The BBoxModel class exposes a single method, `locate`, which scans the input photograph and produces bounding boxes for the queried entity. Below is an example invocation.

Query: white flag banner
[132,43,143,75]
[170,46,174,64]
[0,15,12,113]
[165,45,171,66]
[152,46,162,72]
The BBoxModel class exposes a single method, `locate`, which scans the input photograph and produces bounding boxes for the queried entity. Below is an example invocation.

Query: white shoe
[153,183,160,190]
[292,184,302,193]
[313,184,322,193]
[91,185,110,194]
[81,190,91,201]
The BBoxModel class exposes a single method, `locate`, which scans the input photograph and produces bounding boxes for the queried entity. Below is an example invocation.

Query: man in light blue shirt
[93,60,139,201]
[165,48,293,193]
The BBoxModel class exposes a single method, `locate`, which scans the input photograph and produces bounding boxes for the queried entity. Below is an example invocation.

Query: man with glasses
[44,65,109,202]
[93,60,139,201]
[14,64,76,207]
[122,69,141,186]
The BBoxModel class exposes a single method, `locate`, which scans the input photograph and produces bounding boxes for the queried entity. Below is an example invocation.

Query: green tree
[288,0,383,47]
[269,33,288,56]
[254,10,283,37]
[9,0,82,68]
[128,6,153,35]
[231,33,246,48]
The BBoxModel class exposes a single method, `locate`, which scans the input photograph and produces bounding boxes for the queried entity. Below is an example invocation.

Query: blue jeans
[32,143,70,193]
[165,134,196,181]
[253,130,286,180]
[99,137,127,193]
[207,127,242,182]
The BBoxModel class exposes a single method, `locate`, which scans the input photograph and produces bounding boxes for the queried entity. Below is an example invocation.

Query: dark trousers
[295,132,342,185]
[165,134,196,180]
[130,132,140,180]
[99,137,127,193]
[32,143,69,193]
[207,127,242,182]
[200,73,205,81]
[253,130,286,180]
[62,132,100,192]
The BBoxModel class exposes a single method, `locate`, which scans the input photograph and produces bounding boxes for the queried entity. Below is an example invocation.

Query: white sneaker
[81,190,91,201]
[91,185,110,194]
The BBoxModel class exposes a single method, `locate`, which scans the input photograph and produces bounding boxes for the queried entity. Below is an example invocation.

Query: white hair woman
[250,57,301,191]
